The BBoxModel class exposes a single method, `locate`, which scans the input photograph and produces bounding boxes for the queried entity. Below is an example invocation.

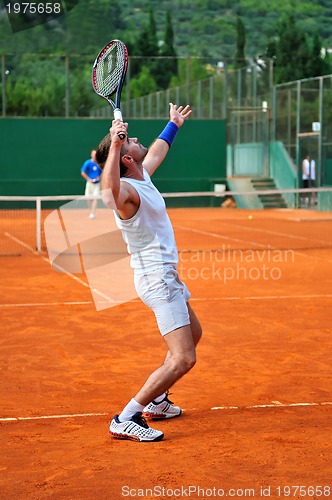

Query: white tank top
[113,169,178,273]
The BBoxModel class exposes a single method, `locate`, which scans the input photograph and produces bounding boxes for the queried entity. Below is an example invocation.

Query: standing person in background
[308,155,316,205]
[81,149,102,218]
[302,154,316,206]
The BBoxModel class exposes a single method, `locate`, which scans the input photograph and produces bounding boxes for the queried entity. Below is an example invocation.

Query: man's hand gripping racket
[92,39,128,140]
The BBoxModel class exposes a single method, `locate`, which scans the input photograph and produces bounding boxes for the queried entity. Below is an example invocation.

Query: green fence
[1,54,272,121]
[274,75,332,187]
[0,118,226,196]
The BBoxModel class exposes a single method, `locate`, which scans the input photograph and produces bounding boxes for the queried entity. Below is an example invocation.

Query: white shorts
[134,266,191,336]
[85,181,101,197]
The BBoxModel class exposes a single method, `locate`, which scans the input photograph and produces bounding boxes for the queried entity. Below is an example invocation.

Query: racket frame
[92,39,128,126]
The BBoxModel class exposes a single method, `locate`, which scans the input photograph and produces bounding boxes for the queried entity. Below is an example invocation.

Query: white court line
[224,220,332,247]
[174,221,331,259]
[189,294,332,301]
[289,217,332,222]
[0,412,108,422]
[6,233,331,308]
[44,256,119,305]
[0,301,93,307]
[4,231,118,305]
[174,224,268,249]
[211,401,332,411]
[2,294,332,308]
[5,232,38,254]
[42,252,118,305]
[42,256,90,291]
[2,401,331,423]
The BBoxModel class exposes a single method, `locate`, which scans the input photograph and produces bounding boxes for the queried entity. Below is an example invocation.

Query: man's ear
[121,155,133,167]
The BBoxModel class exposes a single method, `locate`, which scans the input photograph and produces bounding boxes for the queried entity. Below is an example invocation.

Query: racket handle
[114,108,123,121]
[114,108,126,139]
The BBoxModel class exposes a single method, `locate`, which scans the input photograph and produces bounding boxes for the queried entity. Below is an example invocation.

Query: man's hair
[95,133,128,177]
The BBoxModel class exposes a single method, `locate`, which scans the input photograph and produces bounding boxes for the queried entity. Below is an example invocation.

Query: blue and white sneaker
[143,393,182,420]
[109,412,164,442]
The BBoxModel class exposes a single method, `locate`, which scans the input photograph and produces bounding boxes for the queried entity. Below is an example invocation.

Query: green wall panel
[0,118,226,196]
[324,159,332,185]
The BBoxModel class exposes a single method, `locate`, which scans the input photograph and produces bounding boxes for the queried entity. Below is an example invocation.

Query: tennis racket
[92,39,128,139]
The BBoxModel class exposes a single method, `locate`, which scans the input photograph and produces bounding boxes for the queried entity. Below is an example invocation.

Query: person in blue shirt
[81,149,102,218]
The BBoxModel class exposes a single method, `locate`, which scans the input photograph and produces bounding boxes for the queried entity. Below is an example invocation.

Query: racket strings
[95,44,125,97]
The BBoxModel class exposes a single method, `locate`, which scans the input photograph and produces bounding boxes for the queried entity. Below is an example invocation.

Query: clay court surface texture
[0,207,331,499]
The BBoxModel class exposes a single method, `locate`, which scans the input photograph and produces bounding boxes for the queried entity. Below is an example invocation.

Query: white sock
[118,398,145,422]
[154,392,166,403]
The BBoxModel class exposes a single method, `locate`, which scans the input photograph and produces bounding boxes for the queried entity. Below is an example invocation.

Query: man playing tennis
[96,103,202,442]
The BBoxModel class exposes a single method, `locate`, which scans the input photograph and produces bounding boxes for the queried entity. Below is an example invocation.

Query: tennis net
[0,188,332,256]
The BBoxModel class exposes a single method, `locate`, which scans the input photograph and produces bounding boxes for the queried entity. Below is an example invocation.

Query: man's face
[123,137,148,162]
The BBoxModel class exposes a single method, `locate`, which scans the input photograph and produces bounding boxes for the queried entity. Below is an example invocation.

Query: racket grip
[114,108,123,121]
[114,108,126,139]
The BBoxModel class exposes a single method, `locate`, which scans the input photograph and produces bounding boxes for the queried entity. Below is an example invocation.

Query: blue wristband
[158,121,179,148]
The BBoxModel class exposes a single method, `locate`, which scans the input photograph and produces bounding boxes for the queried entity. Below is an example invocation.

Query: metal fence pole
[140,96,143,118]
[272,85,276,143]
[65,55,70,118]
[197,80,201,119]
[156,91,160,118]
[237,68,241,108]
[318,76,323,187]
[166,88,170,116]
[126,59,131,115]
[186,56,190,104]
[148,93,151,118]
[295,80,301,194]
[209,77,213,119]
[252,64,257,141]
[1,54,6,117]
[223,63,228,120]
[287,87,291,150]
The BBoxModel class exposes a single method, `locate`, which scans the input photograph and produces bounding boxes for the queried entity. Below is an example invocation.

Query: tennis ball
[248,215,253,220]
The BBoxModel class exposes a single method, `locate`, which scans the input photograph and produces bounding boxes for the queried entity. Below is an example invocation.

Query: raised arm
[143,103,192,176]
[101,120,137,214]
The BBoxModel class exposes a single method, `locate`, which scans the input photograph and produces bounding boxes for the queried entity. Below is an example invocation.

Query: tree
[64,0,124,53]
[234,16,247,100]
[267,15,312,83]
[131,6,159,79]
[5,55,67,115]
[156,10,178,89]
[169,57,210,89]
[309,32,331,77]
[129,65,157,98]
[234,16,247,69]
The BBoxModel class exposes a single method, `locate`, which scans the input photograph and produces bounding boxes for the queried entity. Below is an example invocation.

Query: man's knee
[170,352,196,376]
[183,352,196,372]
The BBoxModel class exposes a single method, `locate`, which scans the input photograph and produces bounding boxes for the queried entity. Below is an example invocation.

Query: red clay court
[0,206,331,498]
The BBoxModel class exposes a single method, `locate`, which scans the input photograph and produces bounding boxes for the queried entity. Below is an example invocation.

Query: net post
[36,197,41,254]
